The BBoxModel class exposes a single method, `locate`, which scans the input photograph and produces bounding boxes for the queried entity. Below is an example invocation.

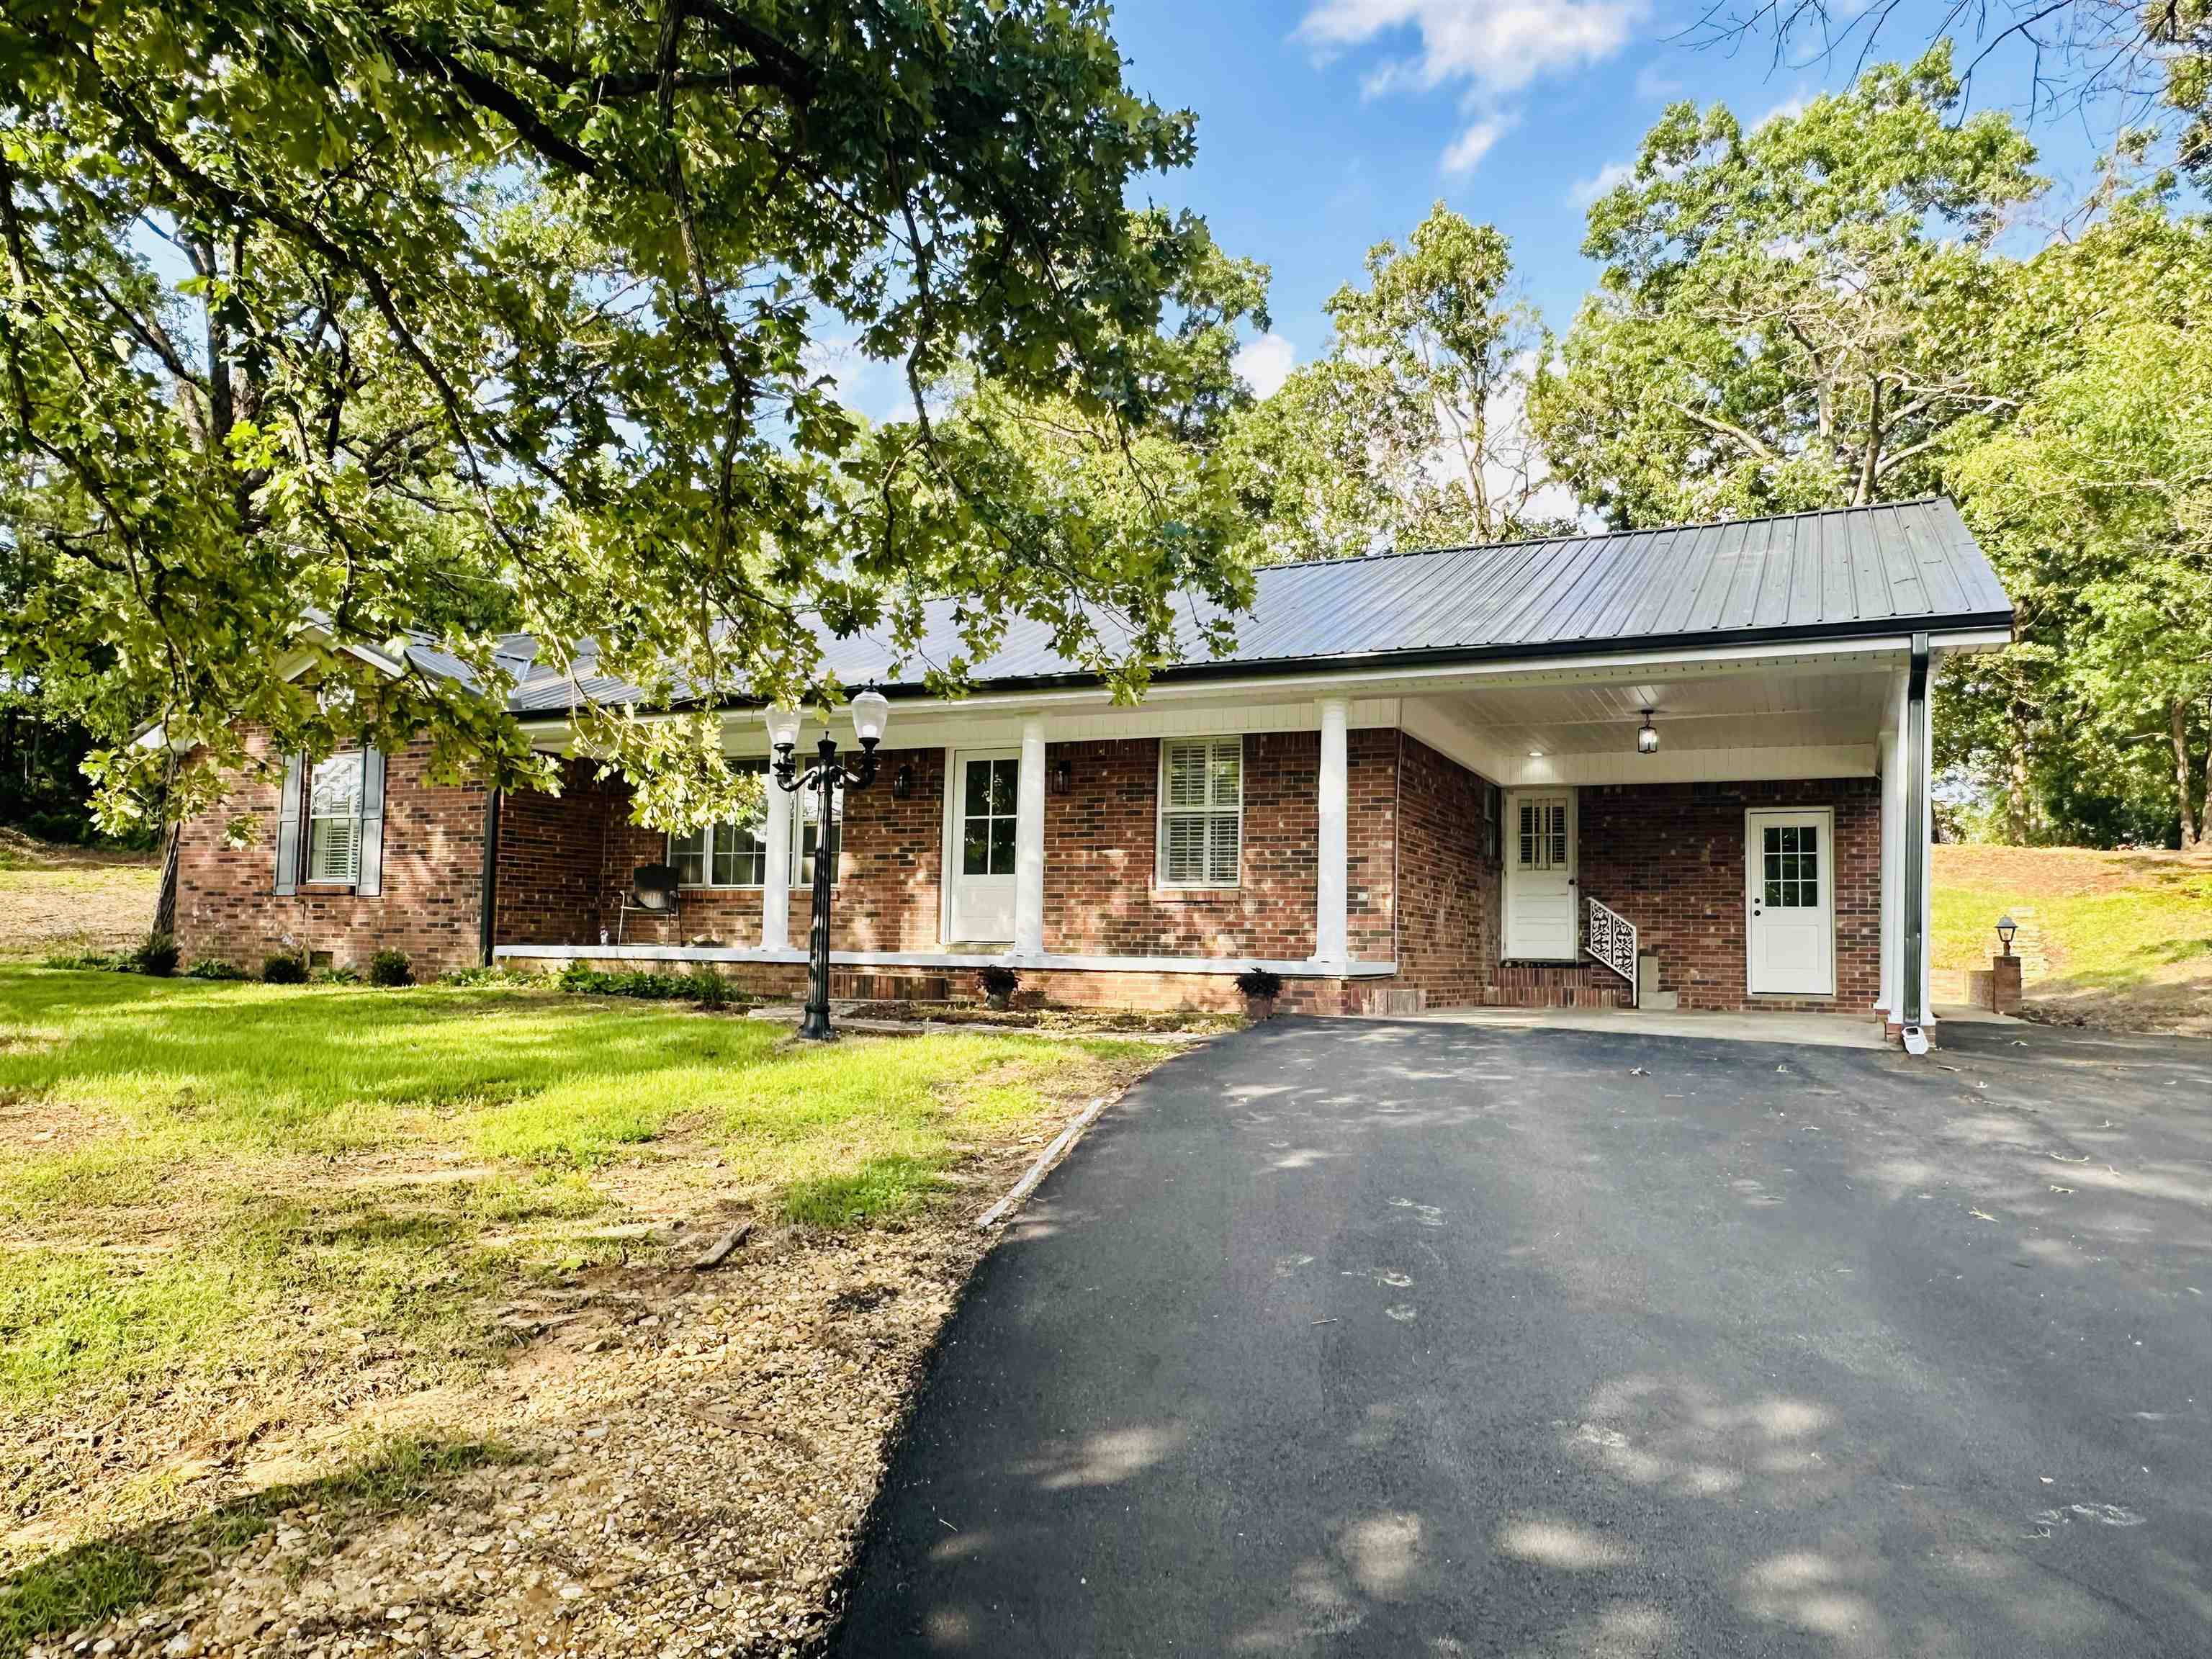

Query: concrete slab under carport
[1362,999,2026,1051]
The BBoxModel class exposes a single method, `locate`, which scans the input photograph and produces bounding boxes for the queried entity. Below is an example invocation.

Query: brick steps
[1483,960,1632,1009]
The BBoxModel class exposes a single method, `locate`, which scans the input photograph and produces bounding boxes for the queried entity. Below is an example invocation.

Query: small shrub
[1234,967,1283,1000]
[316,964,362,984]
[261,951,309,985]
[185,958,250,981]
[130,931,180,977]
[556,962,741,1005]
[368,948,414,987]
[41,950,127,972]
[976,964,1021,1009]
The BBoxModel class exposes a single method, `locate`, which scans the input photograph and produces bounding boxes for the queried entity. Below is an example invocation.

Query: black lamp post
[766,688,890,1041]
[1995,914,2018,957]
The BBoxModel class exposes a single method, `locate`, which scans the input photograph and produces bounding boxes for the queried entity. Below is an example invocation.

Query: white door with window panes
[1159,737,1241,887]
[1503,789,1576,961]
[1745,808,1834,995]
[948,751,1020,943]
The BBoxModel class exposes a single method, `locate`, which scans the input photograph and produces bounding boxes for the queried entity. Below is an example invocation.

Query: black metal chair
[616,863,681,943]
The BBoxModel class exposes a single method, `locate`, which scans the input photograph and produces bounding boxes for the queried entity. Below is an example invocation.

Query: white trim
[1501,786,1578,963]
[494,943,1398,979]
[1156,734,1245,889]
[1745,805,1838,997]
[510,637,1997,751]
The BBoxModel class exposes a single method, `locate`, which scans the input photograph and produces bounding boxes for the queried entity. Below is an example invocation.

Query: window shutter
[354,747,387,896]
[274,752,304,896]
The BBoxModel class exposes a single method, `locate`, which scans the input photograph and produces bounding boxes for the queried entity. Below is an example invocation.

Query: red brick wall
[1395,735,1501,1007]
[597,747,947,951]
[1042,731,1395,962]
[173,728,489,976]
[493,760,613,947]
[1577,778,1881,1012]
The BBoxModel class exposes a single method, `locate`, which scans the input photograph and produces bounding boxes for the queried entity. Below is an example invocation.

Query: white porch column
[1014,716,1047,957]
[1876,668,1905,1016]
[760,777,793,950]
[1913,661,1936,1022]
[1315,697,1350,968]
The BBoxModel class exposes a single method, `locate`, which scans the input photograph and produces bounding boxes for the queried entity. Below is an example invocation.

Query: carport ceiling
[1435,665,1894,757]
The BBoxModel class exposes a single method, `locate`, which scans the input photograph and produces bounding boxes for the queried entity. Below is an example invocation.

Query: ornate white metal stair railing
[1584,896,1637,988]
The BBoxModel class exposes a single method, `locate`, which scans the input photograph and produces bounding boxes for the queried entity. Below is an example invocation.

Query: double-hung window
[1158,737,1242,888]
[307,752,367,883]
[668,764,836,888]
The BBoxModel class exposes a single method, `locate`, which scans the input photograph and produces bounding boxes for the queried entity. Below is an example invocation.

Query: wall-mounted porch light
[1637,709,1660,755]
[1051,756,1073,795]
[892,763,915,801]
[1995,914,2018,956]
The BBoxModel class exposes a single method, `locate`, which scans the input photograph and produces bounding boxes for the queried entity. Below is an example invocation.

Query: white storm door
[1504,790,1577,961]
[947,751,1021,944]
[1747,809,1835,995]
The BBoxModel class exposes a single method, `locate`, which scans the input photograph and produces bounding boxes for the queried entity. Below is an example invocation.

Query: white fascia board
[509,630,2003,750]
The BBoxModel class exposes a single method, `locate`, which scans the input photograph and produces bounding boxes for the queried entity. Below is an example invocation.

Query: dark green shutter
[355,747,387,896]
[274,752,303,896]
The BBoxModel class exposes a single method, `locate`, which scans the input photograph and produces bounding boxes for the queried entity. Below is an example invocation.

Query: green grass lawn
[1933,843,2212,1031]
[0,966,1161,1654]
[0,966,1146,1419]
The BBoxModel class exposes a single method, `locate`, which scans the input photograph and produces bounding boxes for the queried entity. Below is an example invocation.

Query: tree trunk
[2005,701,2036,845]
[2173,698,2201,850]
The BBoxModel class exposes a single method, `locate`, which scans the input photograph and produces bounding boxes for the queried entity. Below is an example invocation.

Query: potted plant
[977,964,1022,1012]
[1236,966,1283,1021]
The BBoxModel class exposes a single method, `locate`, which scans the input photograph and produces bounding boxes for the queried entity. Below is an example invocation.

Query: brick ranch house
[165,499,2012,1038]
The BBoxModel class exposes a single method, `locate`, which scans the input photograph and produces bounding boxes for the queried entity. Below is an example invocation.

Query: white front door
[947,750,1021,944]
[1503,790,1577,961]
[1747,808,1835,995]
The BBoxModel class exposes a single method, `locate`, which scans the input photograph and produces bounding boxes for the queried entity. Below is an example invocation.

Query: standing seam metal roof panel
[500,498,2012,711]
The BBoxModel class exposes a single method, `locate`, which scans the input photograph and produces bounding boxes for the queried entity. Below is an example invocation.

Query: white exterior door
[946,750,1021,944]
[1747,808,1835,995]
[1504,790,1577,961]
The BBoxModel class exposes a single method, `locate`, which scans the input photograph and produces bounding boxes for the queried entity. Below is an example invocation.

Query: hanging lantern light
[1637,709,1660,755]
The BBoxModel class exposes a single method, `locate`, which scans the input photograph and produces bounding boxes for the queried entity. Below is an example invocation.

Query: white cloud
[1632,59,1684,101]
[1301,0,1648,98]
[1298,0,1652,164]
[1570,160,1633,205]
[1233,331,1298,398]
[1750,88,1814,129]
[1441,116,1511,176]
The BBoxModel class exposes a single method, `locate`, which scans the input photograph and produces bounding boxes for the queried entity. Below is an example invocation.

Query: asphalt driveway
[833,1018,2212,1657]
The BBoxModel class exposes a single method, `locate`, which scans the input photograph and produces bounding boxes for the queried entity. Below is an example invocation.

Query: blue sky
[1087,0,2147,400]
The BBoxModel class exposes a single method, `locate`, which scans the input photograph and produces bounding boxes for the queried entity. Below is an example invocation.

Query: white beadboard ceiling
[1435,665,1893,757]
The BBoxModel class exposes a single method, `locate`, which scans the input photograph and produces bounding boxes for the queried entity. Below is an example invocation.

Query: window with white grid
[307,752,365,882]
[1158,737,1242,887]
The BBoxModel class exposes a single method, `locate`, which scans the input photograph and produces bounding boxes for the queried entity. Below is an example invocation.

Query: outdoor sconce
[892,763,914,801]
[1996,914,2018,956]
[1637,709,1660,755]
[1051,756,1073,795]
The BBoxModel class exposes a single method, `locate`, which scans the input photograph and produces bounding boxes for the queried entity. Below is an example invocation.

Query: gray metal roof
[505,498,2010,713]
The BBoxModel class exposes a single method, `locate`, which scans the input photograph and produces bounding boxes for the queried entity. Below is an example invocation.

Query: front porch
[490,637,1940,1030]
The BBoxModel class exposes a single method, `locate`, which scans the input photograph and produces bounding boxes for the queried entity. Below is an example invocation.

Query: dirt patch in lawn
[0,835,159,963]
[0,976,1177,1657]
